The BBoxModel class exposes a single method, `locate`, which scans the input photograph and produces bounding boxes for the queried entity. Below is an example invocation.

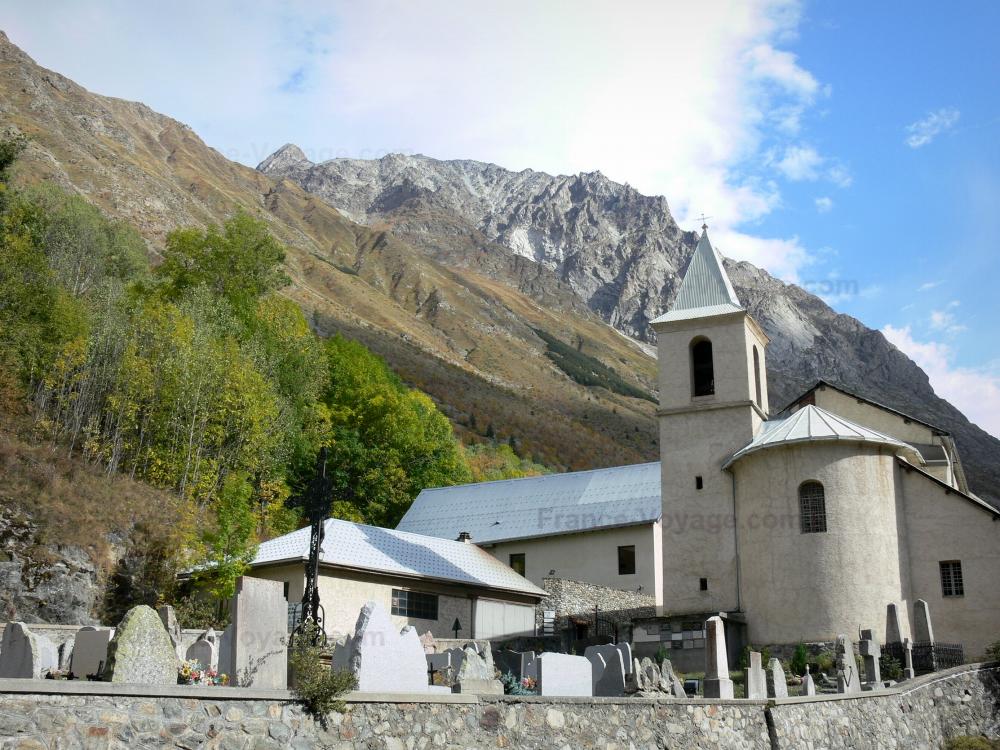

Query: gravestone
[746,650,767,699]
[902,638,916,680]
[70,626,114,679]
[913,599,934,643]
[186,628,219,672]
[157,604,185,662]
[337,601,429,693]
[616,642,633,675]
[454,644,503,694]
[659,658,686,697]
[227,576,287,689]
[859,628,881,690]
[835,634,861,694]
[57,636,74,671]
[885,603,903,644]
[419,631,436,654]
[766,658,788,699]
[537,652,592,696]
[703,616,733,699]
[103,605,177,685]
[427,651,452,675]
[495,649,536,681]
[0,622,58,679]
[803,666,816,696]
[584,644,626,697]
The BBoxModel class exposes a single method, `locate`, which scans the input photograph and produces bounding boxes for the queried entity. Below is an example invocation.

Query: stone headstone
[626,657,643,693]
[803,666,816,696]
[0,622,59,679]
[885,603,903,644]
[228,576,287,689]
[537,652,593,696]
[617,642,633,674]
[639,656,659,692]
[659,658,686,697]
[746,650,767,699]
[703,616,733,699]
[835,634,861,694]
[584,644,626,696]
[186,628,219,672]
[427,651,452,674]
[103,605,178,685]
[495,649,536,681]
[913,599,934,643]
[339,601,429,693]
[70,626,113,679]
[419,631,436,654]
[57,636,74,672]
[457,645,493,682]
[767,658,788,699]
[217,622,235,679]
[453,678,504,695]
[157,604,185,662]
[859,628,881,689]
[902,638,915,680]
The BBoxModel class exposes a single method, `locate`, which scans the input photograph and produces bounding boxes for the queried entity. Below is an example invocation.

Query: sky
[5,0,1000,438]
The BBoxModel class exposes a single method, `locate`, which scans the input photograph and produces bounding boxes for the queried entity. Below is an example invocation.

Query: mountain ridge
[259,145,1000,505]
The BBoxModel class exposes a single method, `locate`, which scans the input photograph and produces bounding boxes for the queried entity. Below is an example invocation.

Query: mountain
[0,29,995,504]
[258,148,1000,505]
[0,30,659,474]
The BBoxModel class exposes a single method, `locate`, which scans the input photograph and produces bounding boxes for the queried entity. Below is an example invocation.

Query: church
[399,227,1000,660]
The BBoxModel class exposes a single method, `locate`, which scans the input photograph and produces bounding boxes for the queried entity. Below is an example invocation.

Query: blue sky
[4,1,999,437]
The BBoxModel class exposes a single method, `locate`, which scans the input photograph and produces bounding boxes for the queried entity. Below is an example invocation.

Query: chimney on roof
[456,531,473,543]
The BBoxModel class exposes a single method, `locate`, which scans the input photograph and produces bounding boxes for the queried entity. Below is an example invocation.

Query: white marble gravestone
[537,652,593,697]
[335,601,429,693]
[746,651,767,699]
[703,616,733,699]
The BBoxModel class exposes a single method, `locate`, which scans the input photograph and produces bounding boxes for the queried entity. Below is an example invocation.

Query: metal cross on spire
[697,213,712,231]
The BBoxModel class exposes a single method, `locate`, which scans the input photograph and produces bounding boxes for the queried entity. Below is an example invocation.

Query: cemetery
[1,577,998,748]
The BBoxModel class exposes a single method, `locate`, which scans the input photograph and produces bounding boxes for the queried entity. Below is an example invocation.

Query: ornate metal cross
[294,447,334,645]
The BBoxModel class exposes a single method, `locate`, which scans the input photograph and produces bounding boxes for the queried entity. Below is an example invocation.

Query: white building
[401,226,1000,659]
[245,519,545,642]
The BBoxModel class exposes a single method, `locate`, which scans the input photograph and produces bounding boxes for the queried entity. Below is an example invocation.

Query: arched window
[799,481,827,533]
[753,346,762,406]
[690,338,715,397]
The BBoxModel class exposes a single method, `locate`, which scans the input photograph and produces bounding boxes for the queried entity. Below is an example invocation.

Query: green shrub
[655,645,670,663]
[740,644,772,670]
[790,643,808,676]
[289,621,357,718]
[815,651,835,673]
[879,654,902,681]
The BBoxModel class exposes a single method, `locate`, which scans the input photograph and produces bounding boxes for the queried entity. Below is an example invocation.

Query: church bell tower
[652,226,769,615]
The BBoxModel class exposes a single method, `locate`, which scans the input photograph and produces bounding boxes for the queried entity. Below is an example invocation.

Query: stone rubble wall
[0,663,996,749]
[537,576,656,631]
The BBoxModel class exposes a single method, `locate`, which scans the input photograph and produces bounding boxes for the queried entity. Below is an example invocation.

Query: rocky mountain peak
[257,142,312,173]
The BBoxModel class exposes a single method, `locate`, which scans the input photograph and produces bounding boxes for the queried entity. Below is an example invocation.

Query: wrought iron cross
[295,447,334,645]
[697,213,712,230]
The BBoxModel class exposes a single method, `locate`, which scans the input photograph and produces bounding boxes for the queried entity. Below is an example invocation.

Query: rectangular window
[699,577,708,591]
[696,476,704,490]
[509,553,526,577]
[939,561,964,597]
[618,545,636,575]
[391,589,439,620]
[282,581,290,600]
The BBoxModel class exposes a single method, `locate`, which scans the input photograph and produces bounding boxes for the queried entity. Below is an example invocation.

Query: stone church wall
[0,663,997,749]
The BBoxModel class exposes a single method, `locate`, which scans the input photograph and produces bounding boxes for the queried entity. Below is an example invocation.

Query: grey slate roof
[396,462,662,545]
[652,229,743,324]
[251,518,546,597]
[723,405,921,468]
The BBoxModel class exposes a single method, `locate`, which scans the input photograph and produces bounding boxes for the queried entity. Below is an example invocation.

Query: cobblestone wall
[0,663,997,750]
[537,576,656,631]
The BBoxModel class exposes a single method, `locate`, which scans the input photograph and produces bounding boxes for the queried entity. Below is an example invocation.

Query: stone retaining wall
[1,663,997,749]
[538,576,656,632]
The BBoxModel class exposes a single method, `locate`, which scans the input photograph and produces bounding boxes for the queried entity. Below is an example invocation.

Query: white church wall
[898,463,1000,659]
[734,443,910,646]
[486,523,659,604]
[808,387,941,451]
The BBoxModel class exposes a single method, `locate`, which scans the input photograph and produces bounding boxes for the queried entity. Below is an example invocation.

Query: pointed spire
[652,228,743,324]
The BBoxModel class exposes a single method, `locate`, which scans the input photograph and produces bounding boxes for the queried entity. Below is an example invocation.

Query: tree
[318,335,471,526]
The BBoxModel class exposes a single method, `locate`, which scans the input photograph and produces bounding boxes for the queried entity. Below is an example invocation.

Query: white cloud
[882,325,1000,439]
[918,280,943,292]
[905,108,960,148]
[929,309,967,335]
[775,145,824,180]
[814,196,833,213]
[4,0,833,282]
